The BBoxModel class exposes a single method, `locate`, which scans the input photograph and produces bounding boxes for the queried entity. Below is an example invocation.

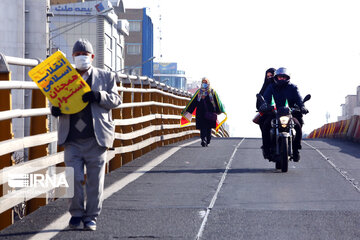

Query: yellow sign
[28,51,91,114]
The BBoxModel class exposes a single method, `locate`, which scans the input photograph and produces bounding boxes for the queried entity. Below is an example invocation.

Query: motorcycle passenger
[256,68,276,143]
[256,68,276,109]
[259,67,308,162]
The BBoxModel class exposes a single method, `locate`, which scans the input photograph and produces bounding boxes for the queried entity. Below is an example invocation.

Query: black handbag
[204,101,217,121]
[205,112,217,121]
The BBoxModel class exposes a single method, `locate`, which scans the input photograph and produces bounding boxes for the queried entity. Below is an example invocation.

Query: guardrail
[0,53,229,230]
[307,115,360,142]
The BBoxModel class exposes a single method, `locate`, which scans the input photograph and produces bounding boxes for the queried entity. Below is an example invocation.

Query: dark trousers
[200,127,212,143]
[260,114,302,151]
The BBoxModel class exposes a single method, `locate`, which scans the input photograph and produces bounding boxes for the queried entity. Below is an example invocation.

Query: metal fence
[0,53,229,230]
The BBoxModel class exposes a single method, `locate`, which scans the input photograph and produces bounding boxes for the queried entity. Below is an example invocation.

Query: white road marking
[195,138,245,240]
[198,210,206,219]
[28,139,200,240]
[304,141,360,193]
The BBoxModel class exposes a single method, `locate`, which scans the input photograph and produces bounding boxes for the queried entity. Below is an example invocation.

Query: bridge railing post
[26,68,49,216]
[174,89,182,143]
[109,75,122,172]
[121,77,133,165]
[179,91,186,140]
[132,76,143,160]
[0,53,14,230]
[149,80,158,151]
[162,85,170,146]
[168,87,175,145]
[141,77,151,154]
[156,83,164,147]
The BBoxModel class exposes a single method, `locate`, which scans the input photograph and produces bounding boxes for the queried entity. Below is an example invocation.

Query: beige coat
[57,67,122,148]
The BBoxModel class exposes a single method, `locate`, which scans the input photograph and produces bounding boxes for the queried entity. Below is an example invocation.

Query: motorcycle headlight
[279,116,290,128]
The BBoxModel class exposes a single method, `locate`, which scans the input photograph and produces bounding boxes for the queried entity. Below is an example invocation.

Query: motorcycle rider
[258,67,308,162]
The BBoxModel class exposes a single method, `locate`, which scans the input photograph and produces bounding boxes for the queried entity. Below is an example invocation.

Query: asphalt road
[1,137,360,240]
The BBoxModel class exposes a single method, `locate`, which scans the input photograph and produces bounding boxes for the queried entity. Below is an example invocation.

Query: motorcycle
[256,94,311,172]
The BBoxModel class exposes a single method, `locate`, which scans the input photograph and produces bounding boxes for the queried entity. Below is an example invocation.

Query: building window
[127,44,141,55]
[117,57,122,71]
[104,65,112,72]
[116,43,122,56]
[129,21,141,32]
[104,50,112,69]
[105,34,112,50]
[131,67,141,75]
[116,43,122,71]
[104,34,113,69]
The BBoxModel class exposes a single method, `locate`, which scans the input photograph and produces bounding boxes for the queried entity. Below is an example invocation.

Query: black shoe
[201,140,207,147]
[69,216,82,229]
[293,150,300,162]
[294,144,302,150]
[262,146,271,159]
[206,139,211,145]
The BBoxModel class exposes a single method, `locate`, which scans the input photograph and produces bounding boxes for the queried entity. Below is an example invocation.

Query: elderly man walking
[51,39,122,231]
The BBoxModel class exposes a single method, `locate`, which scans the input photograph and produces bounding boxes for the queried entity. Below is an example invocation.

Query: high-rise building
[153,62,187,90]
[50,0,128,72]
[116,8,154,78]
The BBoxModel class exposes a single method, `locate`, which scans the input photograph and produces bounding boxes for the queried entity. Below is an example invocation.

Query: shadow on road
[306,138,360,159]
[0,228,77,238]
[141,168,275,174]
[228,168,276,174]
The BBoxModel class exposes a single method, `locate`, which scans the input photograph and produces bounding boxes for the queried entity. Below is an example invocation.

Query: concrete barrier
[308,115,359,142]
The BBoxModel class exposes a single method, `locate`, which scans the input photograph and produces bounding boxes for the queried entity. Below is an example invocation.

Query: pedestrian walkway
[0,138,241,239]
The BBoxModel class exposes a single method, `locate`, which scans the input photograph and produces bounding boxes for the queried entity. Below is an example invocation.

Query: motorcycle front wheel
[275,161,281,169]
[279,137,289,172]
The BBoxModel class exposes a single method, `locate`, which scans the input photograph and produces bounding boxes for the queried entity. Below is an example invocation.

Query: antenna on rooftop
[157,0,163,59]
[326,111,330,123]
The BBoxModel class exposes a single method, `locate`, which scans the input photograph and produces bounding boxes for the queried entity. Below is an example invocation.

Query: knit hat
[72,39,94,54]
[201,77,210,84]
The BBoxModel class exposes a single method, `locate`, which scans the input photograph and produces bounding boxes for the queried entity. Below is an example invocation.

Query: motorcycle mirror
[303,94,311,103]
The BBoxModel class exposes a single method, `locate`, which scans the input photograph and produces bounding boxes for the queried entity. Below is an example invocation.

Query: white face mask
[74,55,92,70]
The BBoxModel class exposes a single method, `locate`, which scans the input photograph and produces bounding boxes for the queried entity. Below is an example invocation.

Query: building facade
[117,8,153,78]
[338,86,360,120]
[186,80,201,94]
[0,0,51,146]
[153,62,187,90]
[355,86,360,115]
[50,0,128,72]
[51,0,84,5]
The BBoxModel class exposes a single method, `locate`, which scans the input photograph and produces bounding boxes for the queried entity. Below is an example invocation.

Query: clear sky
[124,0,360,137]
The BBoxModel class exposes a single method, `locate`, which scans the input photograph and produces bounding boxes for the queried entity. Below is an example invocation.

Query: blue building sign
[154,63,177,73]
[153,62,186,90]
